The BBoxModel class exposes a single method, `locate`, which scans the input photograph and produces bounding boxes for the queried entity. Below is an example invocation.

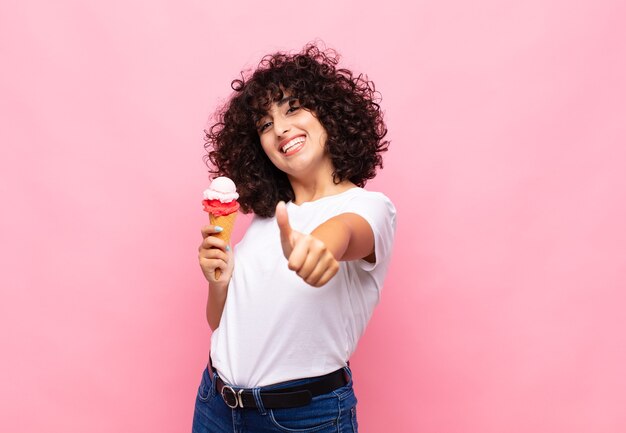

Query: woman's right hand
[198,225,234,286]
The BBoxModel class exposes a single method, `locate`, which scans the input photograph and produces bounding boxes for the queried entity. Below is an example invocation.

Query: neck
[288,175,356,205]
[286,158,356,204]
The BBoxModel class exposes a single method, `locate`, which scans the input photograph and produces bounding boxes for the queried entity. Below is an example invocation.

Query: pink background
[2,0,625,432]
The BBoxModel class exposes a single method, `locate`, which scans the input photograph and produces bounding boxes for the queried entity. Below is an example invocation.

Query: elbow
[208,316,219,331]
[208,312,222,331]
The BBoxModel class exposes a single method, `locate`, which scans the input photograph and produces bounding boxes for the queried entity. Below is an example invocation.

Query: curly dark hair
[204,43,389,217]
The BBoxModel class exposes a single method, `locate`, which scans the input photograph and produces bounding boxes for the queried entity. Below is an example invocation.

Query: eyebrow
[276,96,298,107]
[255,96,299,125]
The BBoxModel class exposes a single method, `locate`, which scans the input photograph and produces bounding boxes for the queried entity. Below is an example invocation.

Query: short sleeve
[341,191,397,273]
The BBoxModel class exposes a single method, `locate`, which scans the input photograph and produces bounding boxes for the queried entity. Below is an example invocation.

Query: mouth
[279,135,306,155]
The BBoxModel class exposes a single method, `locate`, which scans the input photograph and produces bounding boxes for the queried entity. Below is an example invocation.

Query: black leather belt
[214,368,348,409]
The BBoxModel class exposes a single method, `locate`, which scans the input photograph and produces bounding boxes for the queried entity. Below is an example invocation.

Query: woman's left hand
[276,202,340,287]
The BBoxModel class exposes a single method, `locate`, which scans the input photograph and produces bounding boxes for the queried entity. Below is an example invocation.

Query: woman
[194,43,396,433]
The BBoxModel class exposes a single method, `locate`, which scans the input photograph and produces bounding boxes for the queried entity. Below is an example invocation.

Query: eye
[286,97,301,114]
[258,121,272,132]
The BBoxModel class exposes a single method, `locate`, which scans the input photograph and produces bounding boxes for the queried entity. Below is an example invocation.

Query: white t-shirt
[210,187,396,387]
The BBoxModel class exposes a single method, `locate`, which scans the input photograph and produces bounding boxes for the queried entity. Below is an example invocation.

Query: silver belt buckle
[221,385,244,409]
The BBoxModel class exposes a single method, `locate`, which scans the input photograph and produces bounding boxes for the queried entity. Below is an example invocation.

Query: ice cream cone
[203,176,240,280]
[210,212,237,279]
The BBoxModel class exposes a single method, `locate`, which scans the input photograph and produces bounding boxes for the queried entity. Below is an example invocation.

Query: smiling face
[256,95,331,181]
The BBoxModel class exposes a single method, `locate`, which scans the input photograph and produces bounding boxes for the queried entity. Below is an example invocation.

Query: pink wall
[2,0,625,432]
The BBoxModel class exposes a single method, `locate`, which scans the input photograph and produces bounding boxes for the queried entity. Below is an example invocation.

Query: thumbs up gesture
[275,201,340,287]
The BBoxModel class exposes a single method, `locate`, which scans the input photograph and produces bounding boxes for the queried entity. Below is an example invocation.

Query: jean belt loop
[212,370,220,393]
[252,387,267,415]
[343,364,353,383]
[207,354,217,393]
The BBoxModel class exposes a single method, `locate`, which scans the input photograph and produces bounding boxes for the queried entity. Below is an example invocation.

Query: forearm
[310,218,351,261]
[310,213,374,262]
[206,283,228,331]
[276,204,375,287]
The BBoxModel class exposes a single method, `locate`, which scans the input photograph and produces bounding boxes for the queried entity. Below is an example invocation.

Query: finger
[288,236,310,272]
[225,245,234,267]
[200,235,228,251]
[199,257,227,268]
[201,225,225,238]
[312,262,339,287]
[304,250,335,286]
[297,247,323,280]
[198,247,229,262]
[199,258,228,278]
[275,201,293,248]
[303,256,329,285]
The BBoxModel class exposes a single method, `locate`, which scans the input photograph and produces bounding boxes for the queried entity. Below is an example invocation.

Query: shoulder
[336,188,397,242]
[340,188,396,273]
[341,188,396,217]
[345,187,394,202]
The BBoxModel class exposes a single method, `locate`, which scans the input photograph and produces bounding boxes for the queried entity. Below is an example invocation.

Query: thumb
[276,201,293,255]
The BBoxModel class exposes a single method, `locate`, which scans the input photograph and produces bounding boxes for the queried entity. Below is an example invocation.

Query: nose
[272,116,291,137]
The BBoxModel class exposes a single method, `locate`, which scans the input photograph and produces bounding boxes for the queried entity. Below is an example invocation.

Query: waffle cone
[209,212,237,279]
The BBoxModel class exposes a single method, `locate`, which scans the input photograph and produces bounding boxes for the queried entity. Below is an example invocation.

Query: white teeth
[282,137,305,153]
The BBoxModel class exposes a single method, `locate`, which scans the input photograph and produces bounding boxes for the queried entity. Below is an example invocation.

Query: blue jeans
[192,365,359,433]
